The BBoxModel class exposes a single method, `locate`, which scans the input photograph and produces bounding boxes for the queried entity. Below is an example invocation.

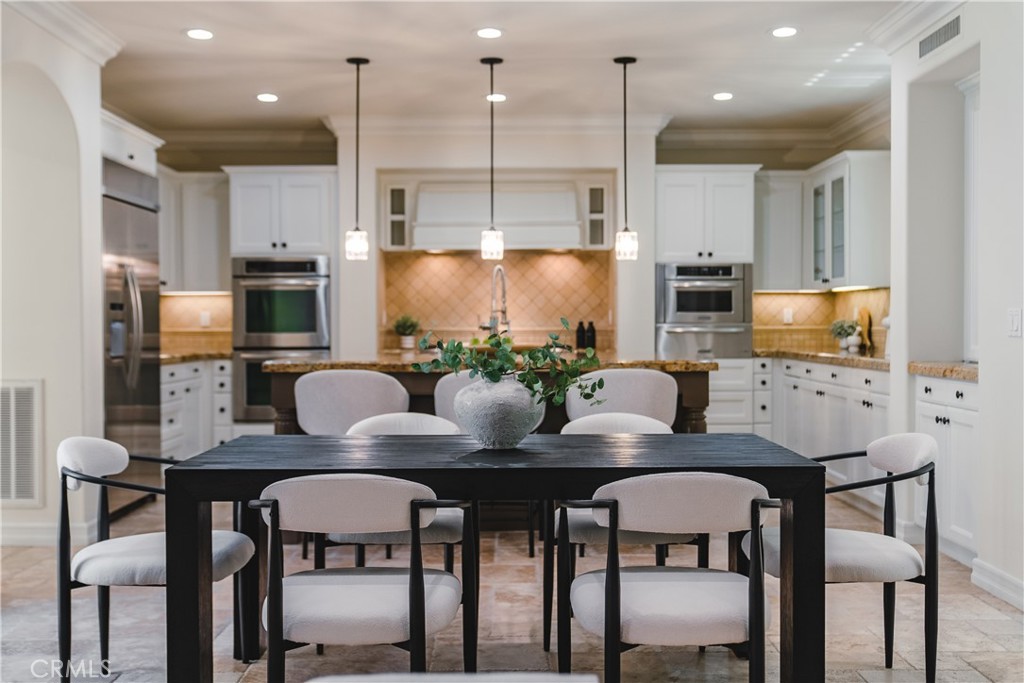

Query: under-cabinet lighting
[161,291,231,297]
[831,285,872,292]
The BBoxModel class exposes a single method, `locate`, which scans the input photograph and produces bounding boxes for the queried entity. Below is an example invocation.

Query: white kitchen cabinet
[101,110,163,177]
[802,151,890,289]
[754,171,803,290]
[914,377,979,563]
[655,165,760,264]
[161,362,210,462]
[225,166,336,255]
[846,388,890,507]
[707,359,755,432]
[159,166,230,291]
[753,357,773,438]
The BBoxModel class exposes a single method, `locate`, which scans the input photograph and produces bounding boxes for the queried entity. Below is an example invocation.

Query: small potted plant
[412,318,603,449]
[830,320,857,351]
[393,315,420,349]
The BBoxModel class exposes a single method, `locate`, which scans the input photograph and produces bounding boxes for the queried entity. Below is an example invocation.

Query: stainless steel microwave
[656,263,752,325]
[231,256,330,350]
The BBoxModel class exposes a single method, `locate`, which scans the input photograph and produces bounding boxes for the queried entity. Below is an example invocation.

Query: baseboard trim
[972,559,1024,610]
[1,520,96,546]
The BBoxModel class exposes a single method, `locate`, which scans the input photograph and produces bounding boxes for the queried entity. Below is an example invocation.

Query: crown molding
[7,1,123,66]
[866,1,964,55]
[102,110,164,148]
[658,128,832,150]
[323,114,671,137]
[158,129,336,150]
[828,96,891,147]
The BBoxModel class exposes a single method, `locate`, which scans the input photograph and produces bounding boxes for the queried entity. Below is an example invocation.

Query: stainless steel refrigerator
[102,159,162,513]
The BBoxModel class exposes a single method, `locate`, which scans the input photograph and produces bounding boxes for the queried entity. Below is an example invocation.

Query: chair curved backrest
[560,412,672,435]
[592,472,768,534]
[435,372,545,433]
[57,437,129,490]
[260,473,437,534]
[347,413,461,436]
[295,370,409,436]
[867,433,938,481]
[565,368,677,426]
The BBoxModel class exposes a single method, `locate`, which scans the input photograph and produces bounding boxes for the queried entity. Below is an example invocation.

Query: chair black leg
[697,533,710,568]
[528,500,536,558]
[98,585,110,675]
[444,544,455,573]
[386,544,393,559]
[301,532,309,560]
[355,544,366,567]
[58,578,71,683]
[579,543,585,558]
[883,582,895,668]
[542,501,555,652]
[925,575,938,683]
[655,544,667,566]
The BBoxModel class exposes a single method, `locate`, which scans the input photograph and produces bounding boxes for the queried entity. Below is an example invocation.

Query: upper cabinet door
[656,165,759,264]
[704,172,755,263]
[230,175,279,255]
[655,171,704,261]
[279,174,333,253]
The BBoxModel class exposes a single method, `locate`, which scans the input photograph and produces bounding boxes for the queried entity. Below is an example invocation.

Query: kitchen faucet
[481,264,510,337]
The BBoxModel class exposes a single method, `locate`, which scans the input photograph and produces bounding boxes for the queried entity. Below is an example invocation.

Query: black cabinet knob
[822,278,830,284]
[281,242,287,248]
[924,386,932,394]
[865,378,872,386]
[219,407,226,413]
[193,367,199,373]
[760,379,767,386]
[785,364,791,370]
[127,153,135,160]
[792,384,798,390]
[169,372,175,378]
[271,242,278,248]
[868,402,873,408]
[934,415,941,424]
[185,387,190,393]
[708,251,713,258]
[697,251,704,257]
[805,368,812,374]
[759,362,767,370]
[831,372,837,379]
[170,390,176,396]
[169,418,175,424]
[944,417,950,425]
[760,405,767,411]
[219,382,226,389]
[956,390,964,399]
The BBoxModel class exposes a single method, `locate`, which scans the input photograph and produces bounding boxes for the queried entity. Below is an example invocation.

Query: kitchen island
[263,352,717,434]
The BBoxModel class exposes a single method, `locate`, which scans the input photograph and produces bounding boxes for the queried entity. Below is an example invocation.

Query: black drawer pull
[785,364,791,370]
[866,401,873,409]
[219,382,226,389]
[219,407,226,413]
[759,362,767,370]
[831,372,837,379]
[271,241,278,248]
[168,418,175,425]
[865,378,872,386]
[956,390,964,399]
[193,367,200,373]
[805,369,812,374]
[793,384,798,390]
[169,372,175,378]
[697,251,704,257]
[924,386,932,394]
[944,417,950,425]
[281,242,288,248]
[760,379,767,386]
[169,390,176,397]
[185,387,190,393]
[707,251,713,258]
[934,415,941,424]
[760,405,767,411]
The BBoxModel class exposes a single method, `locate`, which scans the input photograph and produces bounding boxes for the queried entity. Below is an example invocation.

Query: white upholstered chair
[57,437,254,683]
[743,432,940,682]
[557,472,777,683]
[295,370,410,436]
[294,370,411,560]
[251,473,477,681]
[564,368,677,427]
[315,413,464,575]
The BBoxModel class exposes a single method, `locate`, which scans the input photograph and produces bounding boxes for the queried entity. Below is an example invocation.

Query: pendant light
[614,56,639,261]
[480,57,504,260]
[344,57,370,261]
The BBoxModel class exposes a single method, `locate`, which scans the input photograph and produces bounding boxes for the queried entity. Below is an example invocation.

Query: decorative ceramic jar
[399,335,416,349]
[453,374,544,449]
[838,337,849,350]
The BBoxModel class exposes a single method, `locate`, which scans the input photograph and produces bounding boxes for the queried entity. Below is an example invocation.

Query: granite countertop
[907,361,978,383]
[263,350,718,374]
[160,352,232,365]
[755,349,890,372]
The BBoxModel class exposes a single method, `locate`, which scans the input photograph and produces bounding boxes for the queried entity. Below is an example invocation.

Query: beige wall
[1,6,110,544]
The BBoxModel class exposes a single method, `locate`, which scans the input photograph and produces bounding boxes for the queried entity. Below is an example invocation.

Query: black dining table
[165,432,825,682]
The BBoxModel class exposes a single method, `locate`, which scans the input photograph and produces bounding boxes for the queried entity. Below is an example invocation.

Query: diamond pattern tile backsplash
[753,289,890,354]
[382,251,613,349]
[160,293,232,355]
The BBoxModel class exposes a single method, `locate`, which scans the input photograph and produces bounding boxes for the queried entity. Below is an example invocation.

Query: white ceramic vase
[453,374,544,449]
[838,337,849,350]
[399,335,416,349]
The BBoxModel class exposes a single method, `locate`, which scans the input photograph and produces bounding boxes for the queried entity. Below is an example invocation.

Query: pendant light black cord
[347,57,369,231]
[614,57,636,232]
[481,58,503,231]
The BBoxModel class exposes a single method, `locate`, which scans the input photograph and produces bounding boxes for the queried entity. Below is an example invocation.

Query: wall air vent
[1,380,43,507]
[919,16,960,59]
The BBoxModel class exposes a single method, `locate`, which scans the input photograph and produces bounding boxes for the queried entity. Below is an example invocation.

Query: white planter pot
[454,375,544,449]
[399,335,416,349]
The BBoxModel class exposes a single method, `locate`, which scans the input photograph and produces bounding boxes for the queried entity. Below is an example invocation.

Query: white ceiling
[80,0,897,138]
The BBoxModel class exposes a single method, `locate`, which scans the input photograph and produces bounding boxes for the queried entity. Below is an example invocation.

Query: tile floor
[2,497,1021,682]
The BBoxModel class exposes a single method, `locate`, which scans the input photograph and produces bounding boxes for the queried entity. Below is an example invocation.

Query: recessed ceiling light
[712,92,733,101]
[256,93,279,103]
[476,27,502,39]
[771,26,798,38]
[841,52,851,58]
[486,93,507,103]
[804,82,815,87]
[816,72,827,78]
[854,42,864,47]
[834,58,844,63]
[186,28,213,40]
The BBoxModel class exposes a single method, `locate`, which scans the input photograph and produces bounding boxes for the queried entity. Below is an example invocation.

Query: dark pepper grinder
[585,321,597,349]
[575,321,586,349]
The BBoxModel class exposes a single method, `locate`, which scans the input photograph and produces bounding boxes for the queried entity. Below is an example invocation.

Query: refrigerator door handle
[125,264,144,390]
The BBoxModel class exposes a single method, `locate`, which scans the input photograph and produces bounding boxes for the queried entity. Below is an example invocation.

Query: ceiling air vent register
[919,16,961,59]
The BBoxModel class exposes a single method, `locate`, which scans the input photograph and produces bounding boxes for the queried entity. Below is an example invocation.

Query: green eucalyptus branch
[411,317,604,406]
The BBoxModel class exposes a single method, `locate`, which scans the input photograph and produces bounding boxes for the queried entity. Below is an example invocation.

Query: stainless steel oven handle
[662,326,749,334]
[669,280,740,289]
[236,278,326,289]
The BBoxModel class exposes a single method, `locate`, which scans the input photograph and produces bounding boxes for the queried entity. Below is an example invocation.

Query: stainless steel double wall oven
[655,263,753,360]
[232,256,330,421]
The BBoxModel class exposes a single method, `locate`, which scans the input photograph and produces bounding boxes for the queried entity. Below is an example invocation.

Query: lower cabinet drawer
[213,426,233,448]
[706,391,754,424]
[162,401,184,441]
[213,393,232,425]
[753,390,772,424]
[161,434,184,463]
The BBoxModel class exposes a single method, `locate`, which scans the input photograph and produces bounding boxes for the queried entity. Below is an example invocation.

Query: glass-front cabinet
[801,151,889,290]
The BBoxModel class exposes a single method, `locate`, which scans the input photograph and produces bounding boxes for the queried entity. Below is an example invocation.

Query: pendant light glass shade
[345,229,369,260]
[345,57,370,261]
[481,57,504,260]
[614,56,638,261]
